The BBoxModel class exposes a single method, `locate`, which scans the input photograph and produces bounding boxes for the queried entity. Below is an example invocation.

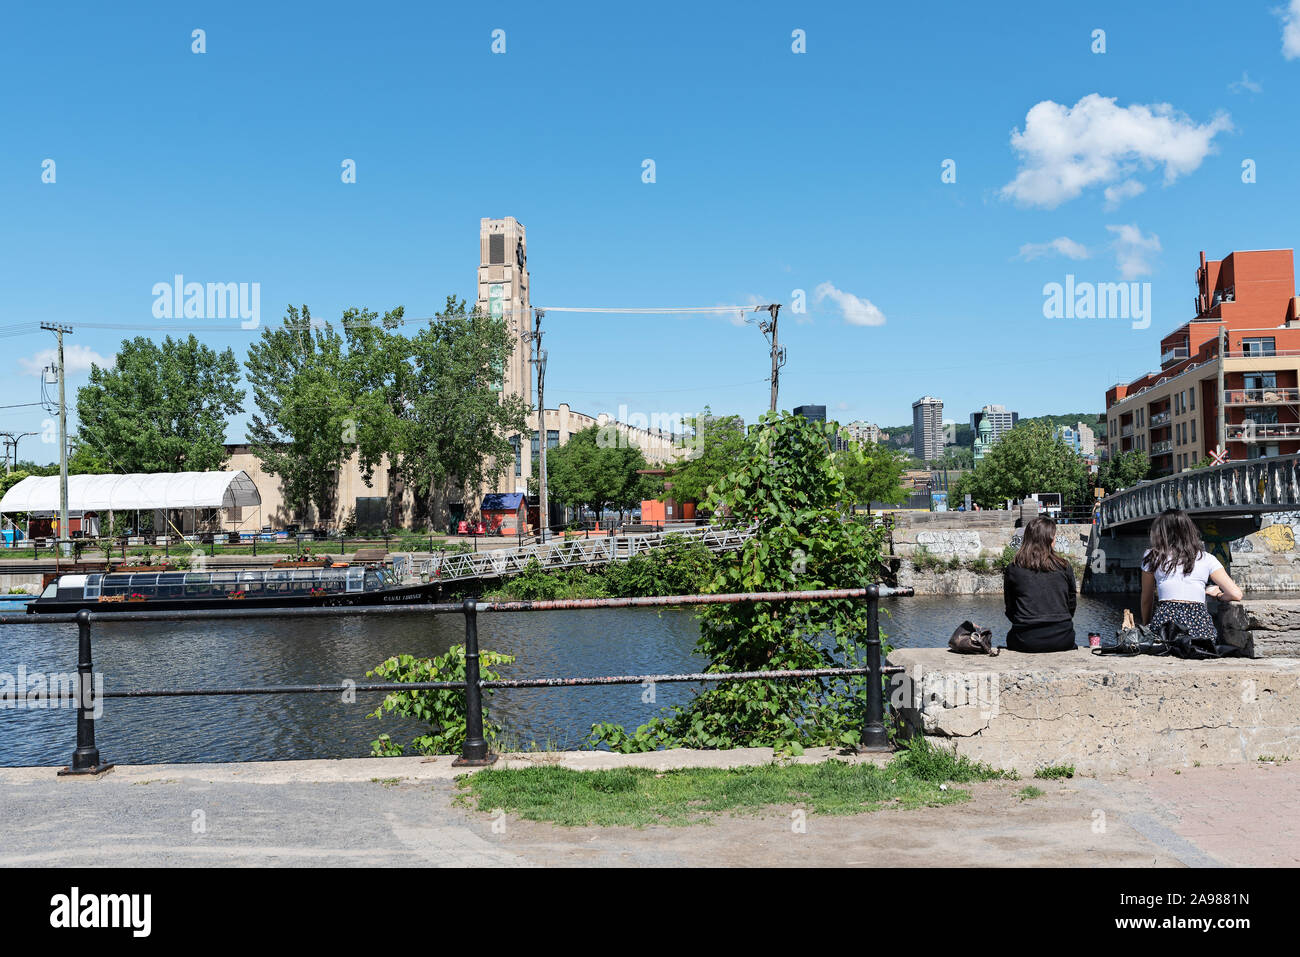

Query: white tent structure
[0,471,261,539]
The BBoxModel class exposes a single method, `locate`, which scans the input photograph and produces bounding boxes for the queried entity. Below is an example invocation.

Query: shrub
[367,647,515,756]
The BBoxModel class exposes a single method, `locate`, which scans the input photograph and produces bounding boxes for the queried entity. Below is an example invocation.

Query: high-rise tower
[476,216,532,409]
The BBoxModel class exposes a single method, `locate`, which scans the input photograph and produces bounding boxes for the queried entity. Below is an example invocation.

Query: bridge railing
[0,585,913,772]
[423,523,753,582]
[1099,452,1300,527]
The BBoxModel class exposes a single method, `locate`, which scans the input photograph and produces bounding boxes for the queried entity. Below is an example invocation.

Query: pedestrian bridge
[1099,453,1300,528]
[418,524,753,583]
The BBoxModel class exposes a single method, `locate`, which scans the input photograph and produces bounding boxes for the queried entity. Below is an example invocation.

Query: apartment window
[1190,420,1196,443]
[1242,337,1276,357]
[1189,388,1195,410]
[547,429,560,450]
[510,435,522,476]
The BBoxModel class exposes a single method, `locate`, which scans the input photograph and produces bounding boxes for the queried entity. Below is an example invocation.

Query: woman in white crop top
[1140,508,1243,643]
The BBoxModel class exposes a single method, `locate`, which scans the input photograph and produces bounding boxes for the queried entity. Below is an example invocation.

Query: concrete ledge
[887,648,1300,774]
[0,746,892,785]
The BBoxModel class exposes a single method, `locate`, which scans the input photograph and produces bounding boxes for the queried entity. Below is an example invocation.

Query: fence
[0,584,913,773]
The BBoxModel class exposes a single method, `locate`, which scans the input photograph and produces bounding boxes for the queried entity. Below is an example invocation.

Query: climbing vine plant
[589,411,888,754]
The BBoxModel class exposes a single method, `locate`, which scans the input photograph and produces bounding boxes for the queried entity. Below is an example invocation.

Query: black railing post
[858,583,890,752]
[454,598,496,766]
[59,610,113,776]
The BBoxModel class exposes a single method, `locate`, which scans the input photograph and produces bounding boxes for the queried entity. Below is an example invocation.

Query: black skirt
[1149,600,1219,643]
[1007,620,1077,653]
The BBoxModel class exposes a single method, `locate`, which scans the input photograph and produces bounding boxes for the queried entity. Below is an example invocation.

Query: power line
[538,305,757,315]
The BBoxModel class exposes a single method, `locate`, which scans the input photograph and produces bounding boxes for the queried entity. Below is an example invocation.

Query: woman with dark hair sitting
[1003,516,1077,652]
[1141,508,1243,640]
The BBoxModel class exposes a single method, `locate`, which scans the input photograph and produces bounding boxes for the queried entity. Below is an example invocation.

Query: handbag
[1093,609,1176,656]
[948,620,999,656]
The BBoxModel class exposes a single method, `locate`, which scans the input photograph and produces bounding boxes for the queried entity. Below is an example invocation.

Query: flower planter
[115,564,172,573]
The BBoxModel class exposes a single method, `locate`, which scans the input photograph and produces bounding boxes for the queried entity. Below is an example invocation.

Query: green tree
[244,306,356,522]
[74,335,244,472]
[1096,449,1150,492]
[546,425,653,522]
[590,411,888,754]
[836,439,910,506]
[664,409,746,504]
[350,297,530,528]
[952,422,1089,508]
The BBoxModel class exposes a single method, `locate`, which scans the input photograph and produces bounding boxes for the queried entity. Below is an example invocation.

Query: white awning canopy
[0,471,262,515]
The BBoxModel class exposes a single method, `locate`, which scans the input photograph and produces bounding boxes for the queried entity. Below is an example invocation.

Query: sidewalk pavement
[1,749,1296,867]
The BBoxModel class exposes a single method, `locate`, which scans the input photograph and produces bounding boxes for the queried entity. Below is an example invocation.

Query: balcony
[1150,440,1173,454]
[1223,388,1300,406]
[1160,347,1189,366]
[1149,411,1171,426]
[1226,421,1300,442]
[1121,425,1134,437]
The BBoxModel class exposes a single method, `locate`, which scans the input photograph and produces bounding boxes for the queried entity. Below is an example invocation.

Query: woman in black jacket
[1002,516,1077,652]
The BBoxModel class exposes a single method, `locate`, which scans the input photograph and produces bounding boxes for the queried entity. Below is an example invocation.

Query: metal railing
[1098,452,1300,527]
[422,523,754,583]
[0,584,913,772]
[1224,388,1300,406]
[1226,421,1300,441]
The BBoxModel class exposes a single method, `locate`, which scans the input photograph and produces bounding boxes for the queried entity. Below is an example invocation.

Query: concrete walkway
[1,749,1296,867]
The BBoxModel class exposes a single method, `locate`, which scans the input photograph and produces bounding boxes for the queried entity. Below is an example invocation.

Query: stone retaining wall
[887,648,1300,773]
[890,514,1093,594]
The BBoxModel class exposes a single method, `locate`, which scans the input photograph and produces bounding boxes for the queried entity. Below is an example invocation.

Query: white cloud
[1228,70,1263,94]
[1000,93,1232,208]
[1017,236,1090,261]
[814,282,886,326]
[1107,223,1162,279]
[1280,0,1300,59]
[1103,179,1147,209]
[19,345,112,377]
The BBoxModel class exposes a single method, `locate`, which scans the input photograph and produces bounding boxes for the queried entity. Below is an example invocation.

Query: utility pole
[40,323,73,557]
[753,304,784,412]
[1217,324,1227,455]
[527,308,550,541]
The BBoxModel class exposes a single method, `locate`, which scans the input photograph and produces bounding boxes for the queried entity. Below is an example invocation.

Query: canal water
[0,594,1133,767]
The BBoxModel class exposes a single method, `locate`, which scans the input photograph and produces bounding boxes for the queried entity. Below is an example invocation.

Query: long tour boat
[28,564,435,614]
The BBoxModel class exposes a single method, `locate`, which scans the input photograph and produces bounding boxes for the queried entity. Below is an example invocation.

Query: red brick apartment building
[1104,248,1300,477]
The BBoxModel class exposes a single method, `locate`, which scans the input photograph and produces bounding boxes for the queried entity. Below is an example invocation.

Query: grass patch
[1018,785,1045,800]
[1033,764,1074,779]
[456,738,1011,828]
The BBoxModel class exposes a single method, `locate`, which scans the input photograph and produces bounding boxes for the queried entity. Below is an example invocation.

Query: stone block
[886,648,1300,774]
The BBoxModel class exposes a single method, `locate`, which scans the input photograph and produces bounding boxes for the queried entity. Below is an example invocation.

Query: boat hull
[27,582,439,615]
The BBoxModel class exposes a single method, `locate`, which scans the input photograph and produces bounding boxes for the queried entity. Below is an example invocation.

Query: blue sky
[2,1,1299,463]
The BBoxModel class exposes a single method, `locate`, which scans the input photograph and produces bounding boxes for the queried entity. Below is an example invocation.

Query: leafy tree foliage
[590,412,888,754]
[1096,449,1150,492]
[951,422,1090,508]
[245,306,356,521]
[664,409,746,503]
[835,439,910,506]
[346,297,529,528]
[367,648,514,756]
[243,297,528,529]
[74,335,244,472]
[545,425,654,521]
